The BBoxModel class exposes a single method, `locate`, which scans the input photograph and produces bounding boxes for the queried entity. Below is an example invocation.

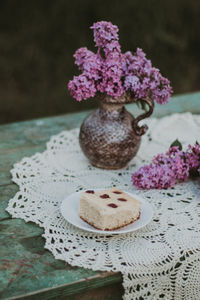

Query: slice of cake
[79,188,141,231]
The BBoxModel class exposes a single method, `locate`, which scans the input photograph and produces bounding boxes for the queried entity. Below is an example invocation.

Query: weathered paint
[0,185,18,220]
[0,92,199,299]
[0,218,122,299]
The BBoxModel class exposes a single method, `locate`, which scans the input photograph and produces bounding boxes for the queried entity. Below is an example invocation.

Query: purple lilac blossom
[68,74,96,101]
[73,47,101,81]
[166,147,190,182]
[122,49,172,103]
[74,47,95,70]
[68,21,172,103]
[131,163,176,190]
[132,144,200,190]
[90,21,119,48]
[186,143,200,170]
[98,50,124,98]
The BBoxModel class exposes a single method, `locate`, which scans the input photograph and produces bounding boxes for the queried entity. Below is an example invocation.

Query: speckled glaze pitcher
[79,95,154,169]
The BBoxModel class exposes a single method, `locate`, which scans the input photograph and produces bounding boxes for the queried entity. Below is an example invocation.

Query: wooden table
[1,92,200,300]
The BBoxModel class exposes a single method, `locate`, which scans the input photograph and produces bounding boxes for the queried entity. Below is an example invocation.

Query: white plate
[60,190,153,235]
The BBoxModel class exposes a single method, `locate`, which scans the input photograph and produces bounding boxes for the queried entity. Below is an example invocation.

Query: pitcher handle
[132,98,154,136]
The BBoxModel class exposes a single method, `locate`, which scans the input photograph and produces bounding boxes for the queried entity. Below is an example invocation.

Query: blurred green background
[0,0,199,124]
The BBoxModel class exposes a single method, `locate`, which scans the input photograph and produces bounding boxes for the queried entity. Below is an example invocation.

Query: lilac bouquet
[68,21,172,104]
[132,141,200,189]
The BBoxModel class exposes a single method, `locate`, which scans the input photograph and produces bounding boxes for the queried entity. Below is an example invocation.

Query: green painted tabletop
[0,92,200,300]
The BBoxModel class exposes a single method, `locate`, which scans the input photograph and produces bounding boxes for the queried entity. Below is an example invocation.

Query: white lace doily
[7,112,200,300]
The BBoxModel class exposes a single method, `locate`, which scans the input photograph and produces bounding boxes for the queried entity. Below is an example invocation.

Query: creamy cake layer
[79,188,141,230]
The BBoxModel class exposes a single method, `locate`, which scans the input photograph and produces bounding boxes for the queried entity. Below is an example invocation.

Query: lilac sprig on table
[68,21,172,104]
[132,141,200,189]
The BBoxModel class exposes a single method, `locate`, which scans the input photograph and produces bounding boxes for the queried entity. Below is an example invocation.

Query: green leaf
[141,101,149,112]
[189,168,199,178]
[170,139,182,150]
[196,140,199,145]
[136,100,142,109]
[136,100,147,111]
